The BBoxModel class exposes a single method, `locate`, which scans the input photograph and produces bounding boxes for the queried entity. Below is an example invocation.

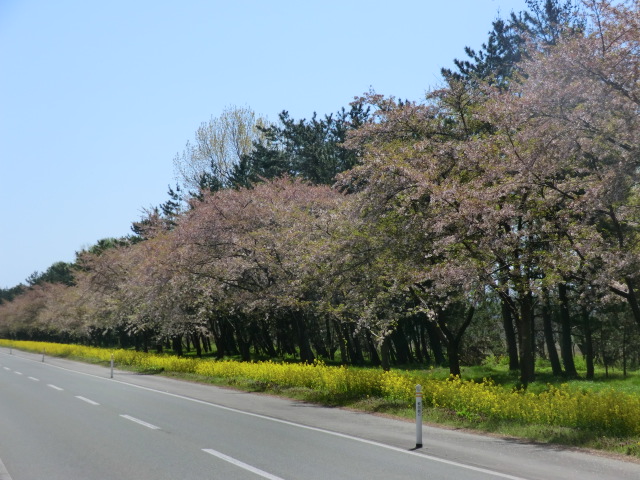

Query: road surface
[0,347,637,479]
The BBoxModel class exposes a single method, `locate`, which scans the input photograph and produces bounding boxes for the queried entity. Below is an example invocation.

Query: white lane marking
[0,453,14,480]
[13,371,22,375]
[0,351,530,480]
[28,377,39,382]
[47,384,63,391]
[75,396,100,406]
[115,383,529,480]
[2,367,9,371]
[203,449,285,480]
[120,414,160,430]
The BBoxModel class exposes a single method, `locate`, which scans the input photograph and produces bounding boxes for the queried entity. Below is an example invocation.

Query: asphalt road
[0,348,638,480]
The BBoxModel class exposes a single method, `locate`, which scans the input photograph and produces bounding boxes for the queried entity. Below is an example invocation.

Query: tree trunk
[366,331,381,366]
[333,319,349,364]
[209,319,225,359]
[223,320,239,355]
[622,327,628,377]
[325,318,335,361]
[259,321,277,357]
[341,323,359,365]
[624,278,640,328]
[172,335,183,356]
[238,338,251,361]
[302,315,328,359]
[437,305,475,378]
[424,319,446,366]
[558,283,578,377]
[581,308,594,380]
[352,325,365,366]
[499,290,520,371]
[446,343,461,376]
[419,322,431,365]
[380,336,391,372]
[541,290,563,376]
[517,291,535,386]
[295,314,315,364]
[497,264,520,371]
[192,333,202,358]
[391,324,412,364]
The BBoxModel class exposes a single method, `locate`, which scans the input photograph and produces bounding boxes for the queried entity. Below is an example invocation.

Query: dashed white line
[2,367,9,371]
[47,384,63,391]
[28,376,39,382]
[13,371,22,375]
[75,396,100,406]
[202,449,285,480]
[120,414,160,430]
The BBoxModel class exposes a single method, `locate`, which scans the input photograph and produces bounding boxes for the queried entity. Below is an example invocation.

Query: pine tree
[232,104,370,187]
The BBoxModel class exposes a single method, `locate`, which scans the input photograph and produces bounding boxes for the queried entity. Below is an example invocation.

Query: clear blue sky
[0,0,528,289]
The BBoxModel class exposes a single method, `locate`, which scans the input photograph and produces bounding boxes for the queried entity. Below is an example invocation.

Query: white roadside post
[415,384,423,448]
[110,353,114,379]
[42,348,45,363]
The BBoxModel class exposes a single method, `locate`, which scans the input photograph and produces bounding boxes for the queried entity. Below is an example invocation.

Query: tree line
[2,1,640,385]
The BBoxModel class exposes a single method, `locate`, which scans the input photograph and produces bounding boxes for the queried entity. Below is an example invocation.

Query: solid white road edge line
[75,396,100,406]
[202,449,285,480]
[118,383,529,480]
[120,414,160,430]
[0,349,529,480]
[0,455,13,480]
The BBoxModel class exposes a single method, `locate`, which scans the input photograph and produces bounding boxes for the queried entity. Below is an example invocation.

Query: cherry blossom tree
[483,0,640,324]
[337,92,491,375]
[172,177,346,362]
